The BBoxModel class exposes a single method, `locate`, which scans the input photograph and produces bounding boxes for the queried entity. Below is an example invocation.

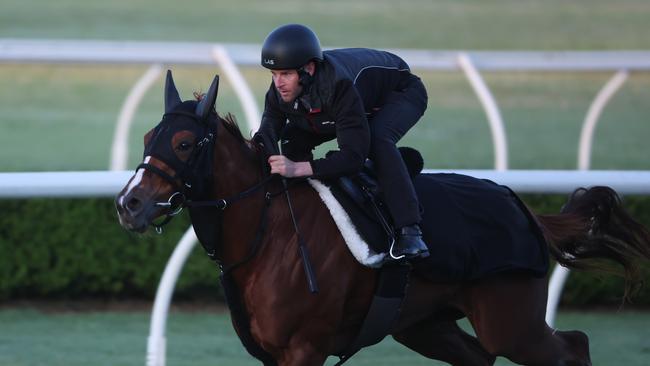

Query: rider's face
[270,62,315,103]
[271,69,302,103]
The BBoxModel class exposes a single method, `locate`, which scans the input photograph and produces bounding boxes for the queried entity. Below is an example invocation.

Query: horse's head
[116,71,220,233]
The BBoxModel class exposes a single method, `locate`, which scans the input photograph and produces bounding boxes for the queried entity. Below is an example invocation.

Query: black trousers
[367,76,427,227]
[284,75,428,228]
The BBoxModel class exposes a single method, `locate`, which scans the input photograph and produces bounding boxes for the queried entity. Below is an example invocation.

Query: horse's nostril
[127,197,142,213]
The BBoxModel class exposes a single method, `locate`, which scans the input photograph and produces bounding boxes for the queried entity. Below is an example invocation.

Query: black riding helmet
[261,24,323,70]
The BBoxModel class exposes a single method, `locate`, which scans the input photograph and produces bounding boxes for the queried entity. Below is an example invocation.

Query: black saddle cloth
[328,172,549,282]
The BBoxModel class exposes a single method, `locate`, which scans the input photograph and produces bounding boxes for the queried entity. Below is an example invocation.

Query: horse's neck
[211,122,267,266]
[210,129,377,340]
[212,123,261,197]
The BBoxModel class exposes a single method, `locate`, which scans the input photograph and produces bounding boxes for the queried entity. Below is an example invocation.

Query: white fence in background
[2,39,650,366]
[3,170,650,199]
[3,39,650,172]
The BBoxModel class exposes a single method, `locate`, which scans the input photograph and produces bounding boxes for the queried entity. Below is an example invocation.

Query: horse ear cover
[196,75,220,121]
[164,70,182,113]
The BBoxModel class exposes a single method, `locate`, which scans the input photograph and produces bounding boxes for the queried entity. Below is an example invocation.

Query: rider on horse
[254,23,430,261]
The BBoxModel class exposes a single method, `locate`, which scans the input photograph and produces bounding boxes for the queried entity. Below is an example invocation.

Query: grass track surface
[0,308,649,366]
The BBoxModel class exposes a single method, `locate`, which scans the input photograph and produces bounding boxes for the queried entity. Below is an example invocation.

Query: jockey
[254,24,429,261]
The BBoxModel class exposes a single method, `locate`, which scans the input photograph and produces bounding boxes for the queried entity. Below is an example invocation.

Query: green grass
[1,1,650,172]
[2,0,650,50]
[1,65,649,171]
[0,308,648,366]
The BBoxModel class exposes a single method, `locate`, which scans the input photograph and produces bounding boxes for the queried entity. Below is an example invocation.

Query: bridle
[130,70,290,275]
[137,111,276,234]
[134,110,213,232]
[150,177,276,234]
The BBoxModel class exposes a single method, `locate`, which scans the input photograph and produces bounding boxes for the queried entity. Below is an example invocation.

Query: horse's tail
[534,186,650,301]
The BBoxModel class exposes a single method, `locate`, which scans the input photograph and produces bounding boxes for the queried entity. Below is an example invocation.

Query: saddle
[323,147,424,259]
[318,147,549,282]
[315,148,424,365]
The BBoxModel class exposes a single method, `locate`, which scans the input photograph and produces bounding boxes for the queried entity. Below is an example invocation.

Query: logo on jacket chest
[286,111,336,133]
[308,111,336,130]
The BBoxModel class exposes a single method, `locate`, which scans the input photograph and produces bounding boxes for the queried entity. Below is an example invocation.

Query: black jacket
[257,48,414,179]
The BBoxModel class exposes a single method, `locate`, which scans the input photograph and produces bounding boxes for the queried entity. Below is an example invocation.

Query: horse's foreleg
[393,318,495,366]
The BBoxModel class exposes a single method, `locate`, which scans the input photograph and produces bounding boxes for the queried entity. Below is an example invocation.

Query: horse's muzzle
[115,189,157,233]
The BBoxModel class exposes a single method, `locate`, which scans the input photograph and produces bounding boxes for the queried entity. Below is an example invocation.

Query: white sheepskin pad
[308,179,386,268]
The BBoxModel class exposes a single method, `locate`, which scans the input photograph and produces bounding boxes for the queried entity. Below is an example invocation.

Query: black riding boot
[390,224,430,260]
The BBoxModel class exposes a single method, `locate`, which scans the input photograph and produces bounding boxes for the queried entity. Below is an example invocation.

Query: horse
[115,71,650,366]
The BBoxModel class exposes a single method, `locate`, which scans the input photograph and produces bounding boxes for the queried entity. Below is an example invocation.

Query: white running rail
[457,53,509,170]
[3,170,650,198]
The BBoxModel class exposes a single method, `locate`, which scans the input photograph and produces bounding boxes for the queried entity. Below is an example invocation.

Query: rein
[149,174,276,234]
[138,110,290,267]
[187,175,275,210]
[136,103,304,270]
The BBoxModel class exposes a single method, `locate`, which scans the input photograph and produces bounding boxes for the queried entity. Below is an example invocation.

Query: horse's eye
[177,142,193,152]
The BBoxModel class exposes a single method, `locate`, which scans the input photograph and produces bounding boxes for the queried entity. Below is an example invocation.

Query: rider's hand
[268,155,313,177]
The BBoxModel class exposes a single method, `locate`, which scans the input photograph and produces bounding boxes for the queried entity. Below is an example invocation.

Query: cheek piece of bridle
[136,111,279,234]
[135,68,222,233]
[137,111,215,233]
[139,109,276,235]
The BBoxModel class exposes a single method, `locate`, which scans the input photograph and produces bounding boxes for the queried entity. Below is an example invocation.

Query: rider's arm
[309,79,370,179]
[268,155,313,177]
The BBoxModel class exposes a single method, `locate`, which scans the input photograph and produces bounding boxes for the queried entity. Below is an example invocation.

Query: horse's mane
[218,112,249,144]
[216,112,265,160]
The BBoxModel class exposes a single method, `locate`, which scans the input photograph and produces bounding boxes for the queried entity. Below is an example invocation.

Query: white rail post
[110,64,164,171]
[577,70,629,171]
[545,265,571,327]
[546,69,629,327]
[211,45,261,133]
[457,53,509,171]
[146,228,198,366]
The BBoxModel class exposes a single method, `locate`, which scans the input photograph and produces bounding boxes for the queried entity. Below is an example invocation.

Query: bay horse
[116,72,650,366]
